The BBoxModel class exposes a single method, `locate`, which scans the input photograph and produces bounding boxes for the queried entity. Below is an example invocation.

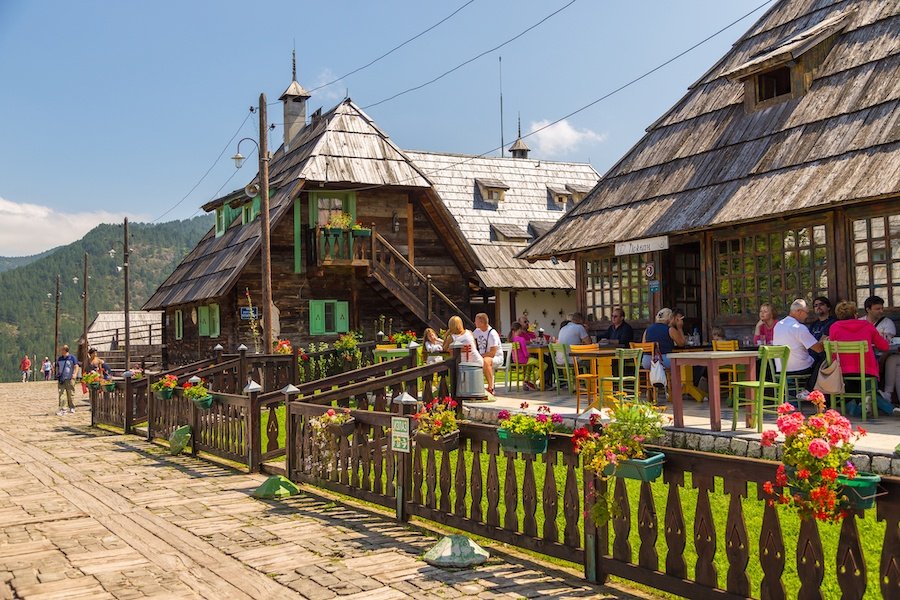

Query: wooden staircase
[314,227,473,330]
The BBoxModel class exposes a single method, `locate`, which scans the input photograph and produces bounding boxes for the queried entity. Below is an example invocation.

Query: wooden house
[144,79,596,363]
[520,0,900,340]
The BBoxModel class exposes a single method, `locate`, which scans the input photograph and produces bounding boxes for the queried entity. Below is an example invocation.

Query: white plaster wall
[497,290,577,338]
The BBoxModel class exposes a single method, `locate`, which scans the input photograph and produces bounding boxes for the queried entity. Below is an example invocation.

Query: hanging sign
[391,416,411,453]
[240,307,260,320]
[615,235,669,256]
[649,280,661,293]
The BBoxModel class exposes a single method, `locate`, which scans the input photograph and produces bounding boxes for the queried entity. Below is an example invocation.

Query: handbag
[649,355,667,387]
[814,358,844,395]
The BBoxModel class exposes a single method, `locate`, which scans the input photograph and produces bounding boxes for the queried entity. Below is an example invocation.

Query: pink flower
[808,438,830,459]
[535,413,548,423]
[326,408,336,417]
[761,430,777,447]
[777,413,803,437]
[551,413,563,424]
[777,403,795,415]
[807,416,825,429]
[498,409,510,420]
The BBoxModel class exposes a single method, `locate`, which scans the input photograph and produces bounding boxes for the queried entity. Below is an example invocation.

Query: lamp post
[109,218,131,370]
[50,274,60,366]
[232,93,273,354]
[81,252,88,367]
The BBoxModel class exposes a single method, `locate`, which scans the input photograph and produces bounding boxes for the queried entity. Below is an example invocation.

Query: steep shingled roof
[522,0,900,260]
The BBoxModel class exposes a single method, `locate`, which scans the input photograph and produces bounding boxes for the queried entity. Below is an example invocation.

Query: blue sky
[0,0,771,255]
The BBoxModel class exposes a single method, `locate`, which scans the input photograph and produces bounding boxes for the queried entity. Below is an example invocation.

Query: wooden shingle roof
[522,0,900,260]
[470,242,574,290]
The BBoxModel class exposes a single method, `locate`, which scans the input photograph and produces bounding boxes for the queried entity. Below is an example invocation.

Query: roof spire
[517,113,522,138]
[509,112,530,159]
[292,43,296,81]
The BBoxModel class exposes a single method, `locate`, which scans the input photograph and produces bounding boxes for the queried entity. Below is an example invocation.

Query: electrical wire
[362,0,578,110]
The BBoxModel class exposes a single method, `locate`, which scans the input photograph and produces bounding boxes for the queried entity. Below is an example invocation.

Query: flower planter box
[327,419,356,437]
[416,430,460,452]
[154,388,174,400]
[351,228,371,237]
[497,428,548,454]
[603,451,665,482]
[102,383,116,392]
[325,227,345,236]
[840,472,881,510]
[190,395,214,410]
[88,382,101,390]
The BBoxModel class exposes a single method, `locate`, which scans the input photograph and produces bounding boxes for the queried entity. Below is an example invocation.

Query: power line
[150,110,253,223]
[363,0,578,109]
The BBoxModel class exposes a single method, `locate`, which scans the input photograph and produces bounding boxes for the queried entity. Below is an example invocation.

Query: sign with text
[649,279,660,293]
[240,307,260,320]
[391,416,410,453]
[615,235,669,256]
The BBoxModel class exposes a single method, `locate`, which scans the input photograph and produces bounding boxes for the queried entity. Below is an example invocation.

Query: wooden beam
[509,291,518,325]
[407,194,415,265]
[494,289,502,332]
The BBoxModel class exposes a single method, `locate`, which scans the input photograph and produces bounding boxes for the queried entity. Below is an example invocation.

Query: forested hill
[0,216,212,381]
[0,249,54,273]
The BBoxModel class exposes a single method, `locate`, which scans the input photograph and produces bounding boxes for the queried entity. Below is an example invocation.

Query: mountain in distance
[0,248,56,273]
[0,216,213,381]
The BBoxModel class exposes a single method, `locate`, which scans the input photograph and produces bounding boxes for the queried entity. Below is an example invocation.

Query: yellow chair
[570,344,601,413]
[713,340,739,395]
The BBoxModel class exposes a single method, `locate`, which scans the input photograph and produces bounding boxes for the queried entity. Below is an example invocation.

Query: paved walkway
[0,382,640,600]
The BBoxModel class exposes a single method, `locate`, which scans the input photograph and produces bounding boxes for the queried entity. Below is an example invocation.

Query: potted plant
[351,221,371,237]
[82,371,102,390]
[572,398,667,524]
[150,374,178,399]
[274,339,292,355]
[389,330,418,347]
[497,403,563,454]
[761,391,875,519]
[311,407,355,437]
[333,332,362,365]
[183,379,213,410]
[102,378,117,392]
[129,368,144,380]
[325,212,352,234]
[414,396,460,451]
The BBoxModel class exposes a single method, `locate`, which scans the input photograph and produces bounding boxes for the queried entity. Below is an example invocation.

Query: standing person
[473,313,503,395]
[753,303,777,345]
[41,357,52,381]
[860,295,896,341]
[603,308,634,346]
[772,299,824,398]
[20,355,31,383]
[55,345,80,416]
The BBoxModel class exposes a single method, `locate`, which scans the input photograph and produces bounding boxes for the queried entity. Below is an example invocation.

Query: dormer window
[475,178,509,204]
[566,183,592,204]
[756,66,791,102]
[547,185,571,205]
[491,223,530,242]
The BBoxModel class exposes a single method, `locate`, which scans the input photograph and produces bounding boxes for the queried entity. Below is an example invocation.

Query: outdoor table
[527,345,551,391]
[374,347,410,363]
[669,350,759,432]
[671,347,712,402]
[567,348,616,401]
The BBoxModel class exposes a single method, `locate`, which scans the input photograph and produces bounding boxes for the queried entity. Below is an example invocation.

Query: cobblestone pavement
[0,382,643,599]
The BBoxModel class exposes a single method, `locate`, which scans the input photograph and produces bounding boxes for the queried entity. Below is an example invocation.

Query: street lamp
[232,93,273,354]
[109,218,131,370]
[74,252,89,367]
[50,275,60,369]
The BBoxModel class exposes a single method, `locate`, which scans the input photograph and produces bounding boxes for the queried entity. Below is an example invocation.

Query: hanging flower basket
[602,451,665,482]
[351,228,371,237]
[325,227,344,236]
[416,430,460,452]
[327,418,356,437]
[840,472,881,510]
[190,395,214,410]
[102,382,116,392]
[497,428,548,454]
[155,388,174,400]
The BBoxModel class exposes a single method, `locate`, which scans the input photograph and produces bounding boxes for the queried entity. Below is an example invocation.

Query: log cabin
[144,78,597,363]
[520,0,900,341]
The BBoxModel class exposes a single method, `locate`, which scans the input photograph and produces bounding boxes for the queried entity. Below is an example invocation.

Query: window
[487,189,503,202]
[242,197,261,224]
[475,178,509,204]
[215,207,226,237]
[585,254,650,322]
[309,299,349,335]
[852,212,900,307]
[756,66,792,102]
[196,303,220,338]
[174,309,183,340]
[308,191,356,228]
[716,225,828,318]
[209,303,220,338]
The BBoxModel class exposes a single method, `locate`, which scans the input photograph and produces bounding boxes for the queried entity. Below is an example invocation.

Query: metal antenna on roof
[292,43,297,81]
[517,113,521,138]
[499,56,504,158]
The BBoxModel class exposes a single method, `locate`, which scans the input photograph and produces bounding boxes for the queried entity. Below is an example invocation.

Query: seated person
[830,300,895,416]
[861,295,896,342]
[754,303,777,345]
[422,328,443,364]
[509,322,541,390]
[443,316,484,370]
[711,326,727,342]
[556,313,591,364]
[641,308,685,370]
[473,313,503,394]
[772,299,823,398]
[516,315,537,344]
[603,308,634,346]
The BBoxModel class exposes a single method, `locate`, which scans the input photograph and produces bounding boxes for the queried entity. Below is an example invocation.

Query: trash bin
[457,364,486,398]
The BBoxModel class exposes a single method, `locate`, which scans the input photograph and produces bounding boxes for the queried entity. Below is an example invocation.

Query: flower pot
[416,430,460,452]
[88,382,101,390]
[325,227,344,236]
[102,382,116,392]
[497,428,548,454]
[351,228,371,237]
[154,388,174,400]
[327,418,356,437]
[190,395,214,410]
[603,451,665,481]
[839,472,881,510]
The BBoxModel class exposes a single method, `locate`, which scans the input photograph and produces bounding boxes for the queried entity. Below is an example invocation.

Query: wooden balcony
[314,227,373,267]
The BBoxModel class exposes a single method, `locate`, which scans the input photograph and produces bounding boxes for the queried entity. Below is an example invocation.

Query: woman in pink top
[829,301,889,379]
[509,322,539,390]
[753,303,777,345]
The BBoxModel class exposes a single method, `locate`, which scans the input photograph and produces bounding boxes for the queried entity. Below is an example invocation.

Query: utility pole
[123,218,131,370]
[82,252,89,367]
[53,274,60,365]
[258,93,273,354]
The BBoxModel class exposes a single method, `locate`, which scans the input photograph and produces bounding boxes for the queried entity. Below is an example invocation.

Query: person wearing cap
[641,307,685,370]
[55,344,80,416]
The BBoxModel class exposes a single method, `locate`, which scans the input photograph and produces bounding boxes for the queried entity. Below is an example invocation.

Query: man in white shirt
[556,313,591,364]
[473,313,503,394]
[773,299,824,399]
[861,295,896,341]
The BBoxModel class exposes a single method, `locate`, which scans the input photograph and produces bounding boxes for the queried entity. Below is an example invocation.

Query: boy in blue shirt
[55,345,80,415]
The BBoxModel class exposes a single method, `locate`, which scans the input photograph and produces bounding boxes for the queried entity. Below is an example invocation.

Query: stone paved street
[0,382,643,599]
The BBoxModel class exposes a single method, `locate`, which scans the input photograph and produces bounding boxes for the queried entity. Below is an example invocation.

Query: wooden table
[374,348,411,363]
[527,345,550,391]
[669,350,759,432]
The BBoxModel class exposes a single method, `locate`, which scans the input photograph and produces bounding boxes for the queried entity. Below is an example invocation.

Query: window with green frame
[241,197,261,224]
[197,304,220,338]
[584,254,650,322]
[308,191,356,228]
[309,299,349,335]
[215,205,237,237]
[174,309,183,340]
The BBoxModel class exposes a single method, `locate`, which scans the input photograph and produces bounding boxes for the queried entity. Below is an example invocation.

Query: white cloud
[0,197,137,256]
[527,119,607,157]
[312,67,345,102]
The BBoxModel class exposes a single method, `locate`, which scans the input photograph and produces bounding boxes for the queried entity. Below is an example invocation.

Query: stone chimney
[508,115,530,159]
[279,50,311,153]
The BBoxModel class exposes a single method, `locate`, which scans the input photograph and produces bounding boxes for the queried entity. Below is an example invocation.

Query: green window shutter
[252,197,261,221]
[174,309,183,340]
[215,208,226,237]
[309,300,325,335]
[346,193,357,224]
[209,303,220,338]
[242,204,251,225]
[336,301,349,333]
[294,198,303,273]
[198,305,210,337]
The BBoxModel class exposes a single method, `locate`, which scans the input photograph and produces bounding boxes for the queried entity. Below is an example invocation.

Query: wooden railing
[314,227,373,266]
[370,231,473,330]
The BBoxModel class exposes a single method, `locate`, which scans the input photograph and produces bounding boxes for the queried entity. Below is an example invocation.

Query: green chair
[510,342,540,390]
[548,343,574,396]
[824,341,877,421]
[731,345,790,432]
[600,348,642,405]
